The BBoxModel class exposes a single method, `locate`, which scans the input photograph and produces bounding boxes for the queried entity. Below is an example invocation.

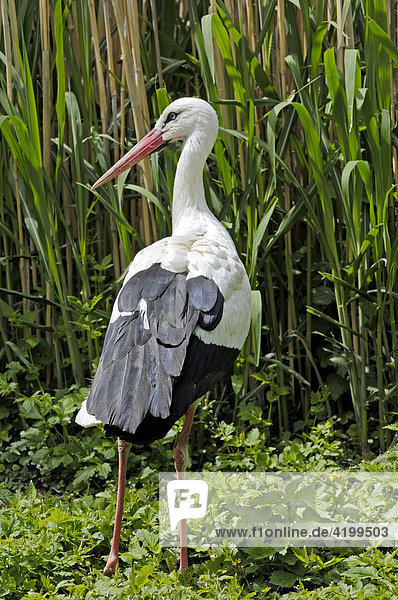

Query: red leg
[173,399,200,574]
[103,438,132,576]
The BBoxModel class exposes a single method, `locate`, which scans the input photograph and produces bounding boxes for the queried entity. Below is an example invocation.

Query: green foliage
[1,1,398,597]
[1,0,398,454]
[0,400,397,598]
[1,378,397,598]
[1,386,115,491]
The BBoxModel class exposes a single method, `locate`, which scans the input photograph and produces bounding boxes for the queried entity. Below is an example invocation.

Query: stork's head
[92,98,218,189]
[155,97,218,143]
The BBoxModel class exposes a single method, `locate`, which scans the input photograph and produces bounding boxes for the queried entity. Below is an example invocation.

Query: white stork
[76,97,252,575]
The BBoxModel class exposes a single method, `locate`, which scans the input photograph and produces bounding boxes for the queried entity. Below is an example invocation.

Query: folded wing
[86,263,225,437]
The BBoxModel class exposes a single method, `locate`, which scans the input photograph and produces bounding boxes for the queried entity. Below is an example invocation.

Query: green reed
[0,0,397,453]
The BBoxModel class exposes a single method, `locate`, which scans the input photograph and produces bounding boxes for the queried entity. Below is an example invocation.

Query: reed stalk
[209,0,229,137]
[2,0,28,318]
[0,0,396,454]
[89,0,107,136]
[102,0,122,280]
[129,0,158,242]
[275,0,291,432]
[150,0,163,88]
[111,0,151,246]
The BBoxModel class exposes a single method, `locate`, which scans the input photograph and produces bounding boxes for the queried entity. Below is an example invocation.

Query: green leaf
[201,14,215,83]
[250,290,262,367]
[311,22,329,78]
[54,0,66,191]
[367,18,398,66]
[269,570,297,588]
[347,226,381,278]
[211,13,245,106]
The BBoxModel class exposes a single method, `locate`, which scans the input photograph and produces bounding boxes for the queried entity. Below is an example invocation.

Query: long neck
[172,133,212,231]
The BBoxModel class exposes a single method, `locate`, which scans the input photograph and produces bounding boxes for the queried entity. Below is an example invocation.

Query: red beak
[92,127,166,189]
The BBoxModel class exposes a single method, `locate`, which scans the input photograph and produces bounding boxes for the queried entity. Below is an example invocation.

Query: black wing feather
[105,336,238,445]
[187,276,218,311]
[87,264,228,440]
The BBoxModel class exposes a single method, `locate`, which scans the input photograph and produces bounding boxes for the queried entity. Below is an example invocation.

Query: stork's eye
[165,111,178,125]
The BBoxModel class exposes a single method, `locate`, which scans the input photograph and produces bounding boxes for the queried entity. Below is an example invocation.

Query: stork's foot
[103,553,118,576]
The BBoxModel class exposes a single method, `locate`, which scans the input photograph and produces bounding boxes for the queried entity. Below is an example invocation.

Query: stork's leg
[103,438,132,576]
[173,399,200,574]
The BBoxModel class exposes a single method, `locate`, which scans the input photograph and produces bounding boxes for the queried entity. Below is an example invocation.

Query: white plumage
[77,98,251,431]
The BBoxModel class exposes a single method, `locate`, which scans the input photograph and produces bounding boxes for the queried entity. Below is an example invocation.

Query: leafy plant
[1,2,398,597]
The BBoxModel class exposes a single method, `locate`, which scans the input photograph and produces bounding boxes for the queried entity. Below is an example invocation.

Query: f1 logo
[167,480,208,531]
